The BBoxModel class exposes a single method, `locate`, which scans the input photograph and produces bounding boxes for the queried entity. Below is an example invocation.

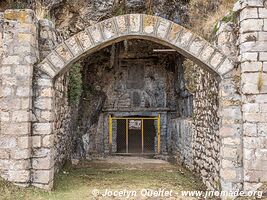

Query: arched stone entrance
[0,9,246,193]
[37,14,234,79]
[32,14,238,190]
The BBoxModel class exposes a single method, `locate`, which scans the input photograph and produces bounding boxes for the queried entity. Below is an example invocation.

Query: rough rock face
[41,0,189,38]
[73,40,179,157]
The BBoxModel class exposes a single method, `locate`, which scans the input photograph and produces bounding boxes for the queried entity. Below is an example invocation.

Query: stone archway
[37,14,234,79]
[0,9,244,192]
[32,14,239,191]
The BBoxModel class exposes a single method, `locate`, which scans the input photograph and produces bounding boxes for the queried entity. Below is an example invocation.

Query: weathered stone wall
[53,73,73,171]
[234,0,267,191]
[171,60,220,190]
[170,118,194,170]
[0,9,39,186]
[191,63,220,190]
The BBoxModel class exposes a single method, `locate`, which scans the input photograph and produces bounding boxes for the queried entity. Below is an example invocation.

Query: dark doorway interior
[117,119,126,153]
[116,117,156,154]
[143,119,155,153]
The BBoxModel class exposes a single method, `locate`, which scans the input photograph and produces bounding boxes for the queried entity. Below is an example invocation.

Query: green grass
[0,160,205,200]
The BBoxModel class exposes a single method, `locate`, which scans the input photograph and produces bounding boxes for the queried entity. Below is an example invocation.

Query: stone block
[223,136,241,145]
[243,182,263,192]
[241,0,263,7]
[0,111,10,122]
[1,122,30,135]
[243,123,257,136]
[0,66,11,74]
[222,159,236,169]
[241,62,262,72]
[244,170,267,182]
[0,135,17,149]
[222,147,238,158]
[243,148,255,160]
[38,61,56,78]
[157,18,170,38]
[76,31,92,50]
[241,72,259,84]
[260,103,267,112]
[39,87,53,97]
[241,52,258,62]
[101,18,116,39]
[33,123,52,135]
[42,135,54,147]
[32,181,54,190]
[18,136,31,149]
[242,83,259,94]
[115,15,127,35]
[264,19,267,31]
[258,31,267,41]
[240,41,267,53]
[243,113,267,122]
[33,148,52,159]
[259,53,267,61]
[4,9,35,24]
[221,169,237,180]
[8,170,30,183]
[218,59,234,75]
[55,44,73,62]
[210,52,224,69]
[258,123,267,136]
[47,52,65,70]
[240,19,263,33]
[143,15,156,34]
[0,151,9,159]
[65,36,82,56]
[32,157,54,169]
[11,149,31,159]
[16,86,31,97]
[219,125,239,137]
[240,8,258,21]
[87,24,103,44]
[176,30,193,48]
[9,159,30,170]
[32,136,42,148]
[12,110,30,122]
[188,37,205,56]
[167,23,182,43]
[14,65,32,76]
[17,33,35,44]
[34,98,53,110]
[32,168,54,184]
[244,136,267,148]
[2,55,20,65]
[242,103,260,112]
[259,8,267,18]
[129,14,141,33]
[221,106,242,120]
[40,110,53,121]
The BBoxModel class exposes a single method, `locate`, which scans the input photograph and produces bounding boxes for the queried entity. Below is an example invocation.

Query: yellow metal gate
[109,115,161,154]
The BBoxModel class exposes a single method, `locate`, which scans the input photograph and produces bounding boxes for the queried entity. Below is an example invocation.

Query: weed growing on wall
[68,63,83,105]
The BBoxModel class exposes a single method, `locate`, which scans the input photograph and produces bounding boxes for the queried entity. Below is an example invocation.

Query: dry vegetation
[188,0,236,40]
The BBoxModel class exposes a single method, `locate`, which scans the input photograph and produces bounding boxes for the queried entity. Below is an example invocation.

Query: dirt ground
[0,156,266,200]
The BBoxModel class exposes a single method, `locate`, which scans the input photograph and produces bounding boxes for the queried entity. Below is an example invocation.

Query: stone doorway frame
[0,11,241,191]
[33,14,240,190]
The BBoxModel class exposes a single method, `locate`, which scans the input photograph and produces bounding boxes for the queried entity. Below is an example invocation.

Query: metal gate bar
[109,115,161,154]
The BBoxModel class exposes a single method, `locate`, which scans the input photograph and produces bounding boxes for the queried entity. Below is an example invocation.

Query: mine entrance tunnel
[52,38,220,189]
[111,116,159,155]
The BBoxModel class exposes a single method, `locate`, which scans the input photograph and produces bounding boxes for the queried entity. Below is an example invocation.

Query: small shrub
[68,63,83,105]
